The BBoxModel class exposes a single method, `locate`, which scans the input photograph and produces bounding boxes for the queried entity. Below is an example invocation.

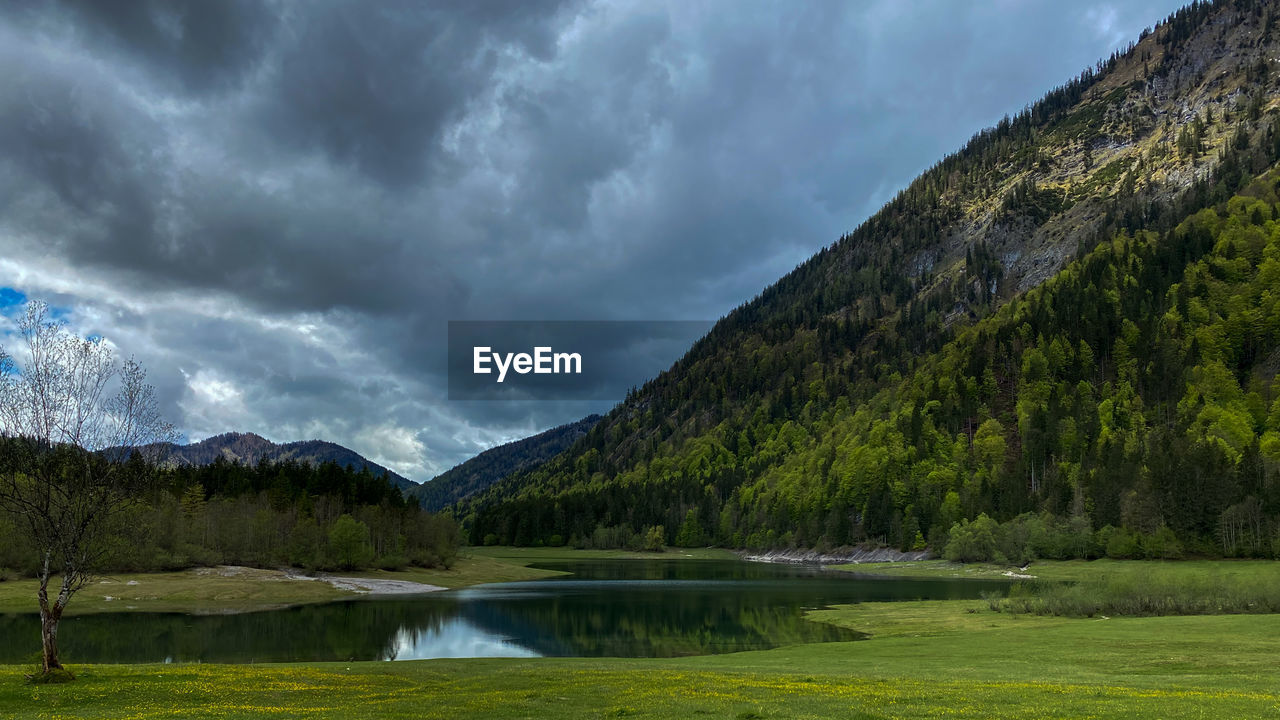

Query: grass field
[2,551,1279,717]
[0,566,354,615]
[1,599,1278,718]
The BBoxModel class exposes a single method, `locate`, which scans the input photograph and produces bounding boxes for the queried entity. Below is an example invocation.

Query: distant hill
[157,432,418,492]
[409,415,601,511]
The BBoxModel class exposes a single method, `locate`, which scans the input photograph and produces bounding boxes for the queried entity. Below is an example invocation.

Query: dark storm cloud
[0,0,1187,478]
[259,1,577,187]
[0,39,466,318]
[0,1,278,95]
[0,39,158,253]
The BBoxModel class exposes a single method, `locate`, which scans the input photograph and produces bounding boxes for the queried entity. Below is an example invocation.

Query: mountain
[158,432,419,493]
[409,415,601,512]
[464,0,1280,555]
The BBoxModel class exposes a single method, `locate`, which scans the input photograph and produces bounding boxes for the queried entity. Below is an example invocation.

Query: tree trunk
[35,555,67,674]
[40,607,62,673]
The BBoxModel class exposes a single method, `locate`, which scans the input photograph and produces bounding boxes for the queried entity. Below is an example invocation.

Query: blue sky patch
[0,287,27,308]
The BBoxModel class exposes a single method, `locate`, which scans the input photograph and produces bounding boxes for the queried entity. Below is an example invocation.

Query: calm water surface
[0,559,1007,663]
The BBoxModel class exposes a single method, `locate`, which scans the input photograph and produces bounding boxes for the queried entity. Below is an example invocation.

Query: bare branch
[0,299,172,673]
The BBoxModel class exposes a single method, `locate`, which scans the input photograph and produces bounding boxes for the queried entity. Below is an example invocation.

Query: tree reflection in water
[0,559,1007,663]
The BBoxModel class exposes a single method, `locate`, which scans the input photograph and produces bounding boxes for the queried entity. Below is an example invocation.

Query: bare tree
[0,302,175,676]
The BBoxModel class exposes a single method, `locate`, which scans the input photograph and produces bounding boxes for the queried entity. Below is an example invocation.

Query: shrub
[644,525,666,552]
[1142,526,1184,560]
[1105,528,1143,559]
[944,514,1003,563]
[375,554,408,571]
[328,514,375,570]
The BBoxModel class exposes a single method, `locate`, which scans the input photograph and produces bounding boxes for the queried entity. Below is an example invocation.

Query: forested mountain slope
[465,0,1280,555]
[0,436,459,575]
[156,432,418,492]
[409,415,600,511]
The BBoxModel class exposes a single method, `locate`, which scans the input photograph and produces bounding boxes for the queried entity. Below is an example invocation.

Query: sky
[0,0,1187,481]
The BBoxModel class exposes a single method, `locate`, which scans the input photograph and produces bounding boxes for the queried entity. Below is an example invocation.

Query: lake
[0,559,1007,663]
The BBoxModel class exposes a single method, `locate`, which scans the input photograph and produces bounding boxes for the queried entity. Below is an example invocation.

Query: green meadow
[1,599,1277,719]
[0,552,1278,718]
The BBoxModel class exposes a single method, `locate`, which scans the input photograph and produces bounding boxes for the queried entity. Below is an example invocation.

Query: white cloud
[180,368,253,441]
[353,423,428,479]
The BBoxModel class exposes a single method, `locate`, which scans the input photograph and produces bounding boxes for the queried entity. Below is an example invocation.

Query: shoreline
[0,550,566,616]
[6,550,1268,618]
[217,564,448,598]
[743,547,933,565]
[0,546,728,616]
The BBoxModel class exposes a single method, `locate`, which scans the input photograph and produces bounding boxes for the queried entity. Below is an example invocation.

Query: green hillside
[409,415,600,511]
[465,0,1280,557]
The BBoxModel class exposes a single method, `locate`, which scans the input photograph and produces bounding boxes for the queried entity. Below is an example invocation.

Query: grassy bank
[832,558,1280,617]
[0,546,734,615]
[998,572,1280,617]
[0,567,352,615]
[830,557,1280,583]
[1,600,1278,718]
